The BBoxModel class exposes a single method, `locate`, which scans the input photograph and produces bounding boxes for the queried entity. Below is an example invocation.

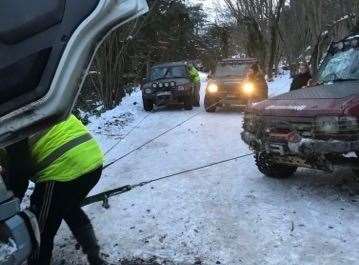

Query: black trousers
[28,167,102,265]
[194,82,201,104]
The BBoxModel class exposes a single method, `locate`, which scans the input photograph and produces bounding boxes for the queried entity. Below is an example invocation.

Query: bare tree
[267,0,285,79]
[223,0,286,78]
[78,0,208,112]
[281,0,357,75]
[222,0,358,77]
[86,21,138,110]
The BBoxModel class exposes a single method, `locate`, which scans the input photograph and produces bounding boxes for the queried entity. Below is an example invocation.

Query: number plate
[157,91,172,96]
[269,143,287,155]
[225,95,237,99]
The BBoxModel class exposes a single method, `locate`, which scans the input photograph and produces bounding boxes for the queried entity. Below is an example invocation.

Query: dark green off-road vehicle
[141,62,200,111]
[205,58,268,112]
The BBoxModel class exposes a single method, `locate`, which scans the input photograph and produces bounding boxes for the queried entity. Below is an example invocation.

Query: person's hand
[307,79,319,87]
[0,165,9,179]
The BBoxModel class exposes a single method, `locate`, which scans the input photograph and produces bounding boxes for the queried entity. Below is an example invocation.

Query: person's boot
[72,225,108,265]
[88,255,108,265]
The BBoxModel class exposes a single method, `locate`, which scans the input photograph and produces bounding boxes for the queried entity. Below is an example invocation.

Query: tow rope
[84,99,229,209]
[104,113,151,156]
[82,152,253,208]
[102,99,223,170]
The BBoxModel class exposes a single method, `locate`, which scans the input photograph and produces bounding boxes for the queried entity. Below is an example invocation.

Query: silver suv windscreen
[150,66,187,81]
[319,47,359,83]
[215,63,250,78]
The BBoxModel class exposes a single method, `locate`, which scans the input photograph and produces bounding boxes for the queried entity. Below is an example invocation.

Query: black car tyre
[143,99,153,111]
[184,95,193,110]
[204,96,216,112]
[255,152,297,178]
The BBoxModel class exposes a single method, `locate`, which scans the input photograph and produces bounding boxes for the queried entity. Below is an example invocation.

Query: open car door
[0,0,149,148]
[0,1,148,264]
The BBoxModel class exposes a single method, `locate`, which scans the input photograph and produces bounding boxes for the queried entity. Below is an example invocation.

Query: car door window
[0,0,99,116]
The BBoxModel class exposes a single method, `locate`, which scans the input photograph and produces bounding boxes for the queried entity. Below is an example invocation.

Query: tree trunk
[266,0,285,80]
[267,25,277,80]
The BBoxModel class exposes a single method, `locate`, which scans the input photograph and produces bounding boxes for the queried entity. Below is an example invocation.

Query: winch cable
[133,152,253,187]
[102,111,201,170]
[104,113,151,156]
[102,99,223,171]
[101,0,164,156]
[82,152,254,208]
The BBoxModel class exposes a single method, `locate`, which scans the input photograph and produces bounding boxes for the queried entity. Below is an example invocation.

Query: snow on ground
[86,88,146,155]
[53,73,359,265]
[0,239,17,263]
[268,71,292,97]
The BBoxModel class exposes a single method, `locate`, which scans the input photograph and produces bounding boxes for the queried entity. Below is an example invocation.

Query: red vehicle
[241,34,359,178]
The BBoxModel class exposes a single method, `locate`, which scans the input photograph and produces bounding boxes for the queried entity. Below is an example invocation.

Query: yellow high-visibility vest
[188,66,200,83]
[30,115,103,182]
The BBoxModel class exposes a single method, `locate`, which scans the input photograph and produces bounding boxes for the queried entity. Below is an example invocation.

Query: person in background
[247,63,265,82]
[1,115,107,265]
[187,64,201,107]
[246,63,268,99]
[290,62,312,91]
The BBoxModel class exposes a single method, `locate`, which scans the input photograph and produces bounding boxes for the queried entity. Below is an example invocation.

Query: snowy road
[54,74,359,265]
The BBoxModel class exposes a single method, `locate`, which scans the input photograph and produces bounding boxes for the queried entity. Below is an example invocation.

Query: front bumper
[241,131,359,156]
[206,92,264,106]
[142,89,192,102]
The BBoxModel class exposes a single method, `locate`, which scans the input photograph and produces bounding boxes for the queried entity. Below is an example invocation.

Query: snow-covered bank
[268,71,292,97]
[86,89,146,157]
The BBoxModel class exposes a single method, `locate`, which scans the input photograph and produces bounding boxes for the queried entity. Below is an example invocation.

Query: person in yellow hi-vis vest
[2,115,107,265]
[187,64,201,107]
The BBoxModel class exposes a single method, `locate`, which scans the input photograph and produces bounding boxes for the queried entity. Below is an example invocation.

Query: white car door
[0,0,148,147]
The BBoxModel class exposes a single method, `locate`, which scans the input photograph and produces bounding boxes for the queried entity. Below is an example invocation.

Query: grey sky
[186,0,226,21]
[189,0,216,8]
